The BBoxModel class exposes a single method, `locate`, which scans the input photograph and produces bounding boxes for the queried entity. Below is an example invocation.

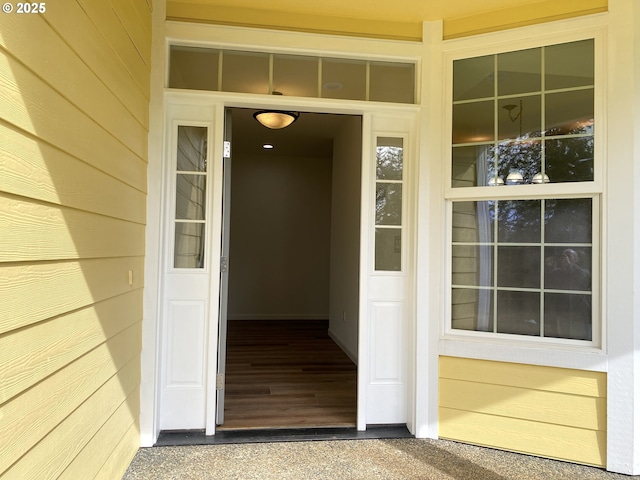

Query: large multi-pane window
[448,39,598,343]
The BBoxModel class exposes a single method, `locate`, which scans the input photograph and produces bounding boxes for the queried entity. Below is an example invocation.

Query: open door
[216,109,232,425]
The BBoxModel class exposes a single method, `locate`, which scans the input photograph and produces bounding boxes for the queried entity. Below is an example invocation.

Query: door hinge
[223,141,231,158]
[220,256,228,273]
[216,373,225,390]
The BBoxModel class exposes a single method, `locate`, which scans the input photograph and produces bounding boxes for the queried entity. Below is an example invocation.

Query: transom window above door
[168,45,416,104]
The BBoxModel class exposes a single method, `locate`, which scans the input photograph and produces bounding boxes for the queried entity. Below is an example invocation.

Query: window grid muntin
[450,197,594,341]
[451,40,595,188]
[169,45,416,104]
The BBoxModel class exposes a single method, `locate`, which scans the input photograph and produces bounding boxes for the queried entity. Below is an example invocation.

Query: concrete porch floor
[122,438,640,479]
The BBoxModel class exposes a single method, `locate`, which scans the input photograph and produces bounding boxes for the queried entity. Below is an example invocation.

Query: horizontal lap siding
[439,356,607,467]
[0,0,150,478]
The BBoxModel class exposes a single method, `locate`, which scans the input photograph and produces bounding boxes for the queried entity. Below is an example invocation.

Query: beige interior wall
[328,116,362,361]
[0,0,150,478]
[227,152,333,320]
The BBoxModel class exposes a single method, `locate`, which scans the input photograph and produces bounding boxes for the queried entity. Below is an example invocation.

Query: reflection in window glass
[175,126,208,269]
[496,200,541,243]
[321,59,366,100]
[545,39,594,90]
[498,48,541,96]
[273,55,319,98]
[169,46,219,91]
[375,137,403,271]
[451,39,594,187]
[221,50,269,94]
[375,228,401,271]
[175,222,205,269]
[376,137,403,180]
[370,62,415,104]
[450,198,593,341]
[452,101,494,144]
[453,55,494,101]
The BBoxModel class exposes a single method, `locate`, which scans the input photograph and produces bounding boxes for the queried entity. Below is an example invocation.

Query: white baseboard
[227,313,329,321]
[328,328,358,365]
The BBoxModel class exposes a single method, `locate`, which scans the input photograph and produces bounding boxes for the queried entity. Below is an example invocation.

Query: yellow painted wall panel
[0,124,146,224]
[166,2,422,42]
[440,378,606,430]
[94,422,141,480]
[110,0,153,65]
[0,324,141,474]
[0,193,145,262]
[76,0,151,88]
[440,356,606,397]
[0,257,144,334]
[2,359,139,480]
[439,356,607,467]
[58,389,140,480]
[443,0,608,39]
[439,407,606,467]
[0,290,142,404]
[0,13,148,155]
[0,53,146,192]
[47,0,150,102]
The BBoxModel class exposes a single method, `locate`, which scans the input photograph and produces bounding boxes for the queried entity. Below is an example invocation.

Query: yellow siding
[439,356,607,467]
[0,0,150,478]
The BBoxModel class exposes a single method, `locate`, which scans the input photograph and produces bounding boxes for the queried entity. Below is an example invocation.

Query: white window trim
[439,14,608,371]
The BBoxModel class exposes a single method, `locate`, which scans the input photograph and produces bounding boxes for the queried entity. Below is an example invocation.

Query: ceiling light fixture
[253,91,300,129]
[253,110,299,129]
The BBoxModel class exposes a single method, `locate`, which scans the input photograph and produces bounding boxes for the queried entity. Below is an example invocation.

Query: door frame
[143,21,425,444]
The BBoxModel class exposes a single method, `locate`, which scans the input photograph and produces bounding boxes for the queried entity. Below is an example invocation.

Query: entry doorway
[217,108,363,430]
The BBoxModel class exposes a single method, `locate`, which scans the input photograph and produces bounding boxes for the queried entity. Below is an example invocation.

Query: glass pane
[452,145,495,187]
[497,140,541,185]
[177,126,207,172]
[497,246,540,288]
[370,62,415,104]
[376,137,403,180]
[498,96,541,140]
[545,198,592,243]
[452,201,495,243]
[496,200,541,243]
[545,39,594,90]
[452,245,494,286]
[169,46,219,91]
[451,288,494,332]
[545,89,594,136]
[221,50,269,94]
[375,183,402,225]
[452,100,494,144]
[544,246,592,291]
[321,58,366,100]
[176,175,206,220]
[545,292,592,340]
[273,55,319,98]
[375,228,401,271]
[497,290,540,336]
[174,222,205,268]
[453,55,494,101]
[545,137,594,183]
[498,47,541,96]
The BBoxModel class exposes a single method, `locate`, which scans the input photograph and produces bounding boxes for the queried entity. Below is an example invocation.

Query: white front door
[158,100,223,431]
[157,97,415,433]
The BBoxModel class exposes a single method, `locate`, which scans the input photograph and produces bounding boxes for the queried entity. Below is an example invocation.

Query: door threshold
[155,425,412,447]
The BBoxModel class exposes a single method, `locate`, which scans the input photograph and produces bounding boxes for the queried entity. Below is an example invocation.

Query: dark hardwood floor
[218,320,357,430]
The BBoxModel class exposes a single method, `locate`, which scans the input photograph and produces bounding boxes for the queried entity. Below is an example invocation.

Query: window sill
[439,334,607,372]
